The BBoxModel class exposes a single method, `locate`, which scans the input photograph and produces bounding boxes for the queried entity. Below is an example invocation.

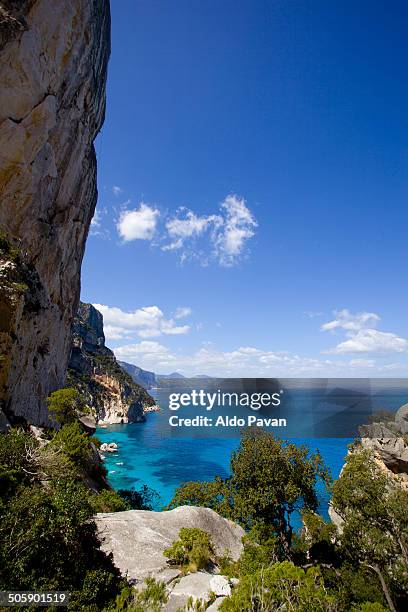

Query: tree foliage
[219,561,338,611]
[90,489,130,513]
[164,528,214,572]
[0,427,122,610]
[46,387,82,425]
[169,430,331,559]
[108,577,168,612]
[331,448,408,611]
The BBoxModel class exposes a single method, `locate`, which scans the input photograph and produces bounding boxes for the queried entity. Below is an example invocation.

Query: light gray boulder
[163,574,233,611]
[210,575,231,597]
[96,506,244,584]
[362,437,408,473]
[164,572,213,611]
[395,403,408,427]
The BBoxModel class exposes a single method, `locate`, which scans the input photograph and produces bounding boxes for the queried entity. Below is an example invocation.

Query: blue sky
[81,0,408,377]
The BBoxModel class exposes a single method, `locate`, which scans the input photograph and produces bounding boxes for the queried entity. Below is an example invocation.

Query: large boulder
[395,403,408,428]
[95,506,245,584]
[163,574,233,611]
[163,573,214,612]
[362,437,408,474]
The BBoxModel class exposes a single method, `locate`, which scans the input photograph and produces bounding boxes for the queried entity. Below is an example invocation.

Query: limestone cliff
[0,0,110,425]
[68,303,156,424]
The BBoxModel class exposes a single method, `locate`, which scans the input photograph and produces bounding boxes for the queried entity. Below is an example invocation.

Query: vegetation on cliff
[68,302,155,424]
[0,426,124,610]
[164,527,215,573]
[169,429,331,560]
[168,430,408,611]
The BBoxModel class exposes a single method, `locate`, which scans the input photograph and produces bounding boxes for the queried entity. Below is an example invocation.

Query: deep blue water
[96,387,408,521]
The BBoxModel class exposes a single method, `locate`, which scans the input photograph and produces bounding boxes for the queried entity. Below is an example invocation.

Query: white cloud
[349,358,376,368]
[163,208,223,257]
[93,303,191,341]
[174,307,192,319]
[321,309,380,333]
[113,185,123,196]
[212,195,257,266]
[117,203,160,242]
[327,329,407,355]
[382,363,403,371]
[90,207,109,238]
[161,194,257,266]
[90,209,102,235]
[116,340,171,357]
[91,209,101,228]
[322,309,407,355]
[111,342,352,377]
[166,210,222,242]
[112,332,408,377]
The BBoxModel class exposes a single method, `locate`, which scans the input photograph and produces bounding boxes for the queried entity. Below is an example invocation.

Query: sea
[96,385,408,522]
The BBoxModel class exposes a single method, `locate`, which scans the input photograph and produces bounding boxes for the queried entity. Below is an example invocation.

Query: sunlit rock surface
[0,0,110,425]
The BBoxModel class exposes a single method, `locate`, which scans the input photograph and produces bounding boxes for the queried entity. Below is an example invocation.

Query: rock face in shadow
[95,506,245,584]
[0,0,110,425]
[68,302,155,424]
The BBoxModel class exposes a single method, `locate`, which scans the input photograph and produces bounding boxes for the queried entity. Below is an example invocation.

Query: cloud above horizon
[113,340,399,377]
[112,185,123,196]
[111,193,257,267]
[162,194,257,266]
[94,303,191,341]
[117,203,160,242]
[322,309,407,354]
[102,304,408,376]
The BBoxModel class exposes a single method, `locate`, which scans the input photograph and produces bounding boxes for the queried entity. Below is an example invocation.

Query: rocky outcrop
[362,437,408,478]
[68,302,155,424]
[358,402,408,481]
[329,402,408,528]
[95,506,245,585]
[118,360,156,390]
[0,0,110,426]
[163,573,232,612]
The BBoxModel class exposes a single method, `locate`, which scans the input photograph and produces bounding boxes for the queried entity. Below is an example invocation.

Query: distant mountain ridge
[114,364,214,389]
[118,361,156,390]
[158,372,186,379]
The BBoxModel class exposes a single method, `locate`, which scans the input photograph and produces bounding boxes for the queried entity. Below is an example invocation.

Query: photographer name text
[169,415,287,428]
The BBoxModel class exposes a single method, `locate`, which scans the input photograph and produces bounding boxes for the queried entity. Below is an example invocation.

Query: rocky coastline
[68,302,156,425]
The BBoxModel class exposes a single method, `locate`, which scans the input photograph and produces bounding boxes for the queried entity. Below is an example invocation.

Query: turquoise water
[96,387,408,519]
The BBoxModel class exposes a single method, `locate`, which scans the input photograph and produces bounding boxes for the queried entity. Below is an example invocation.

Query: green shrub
[47,387,81,425]
[332,449,408,610]
[0,480,121,599]
[90,489,129,513]
[0,230,21,261]
[118,485,160,510]
[0,429,38,500]
[50,421,92,469]
[164,528,214,572]
[220,561,337,611]
[110,577,168,612]
[351,603,389,612]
